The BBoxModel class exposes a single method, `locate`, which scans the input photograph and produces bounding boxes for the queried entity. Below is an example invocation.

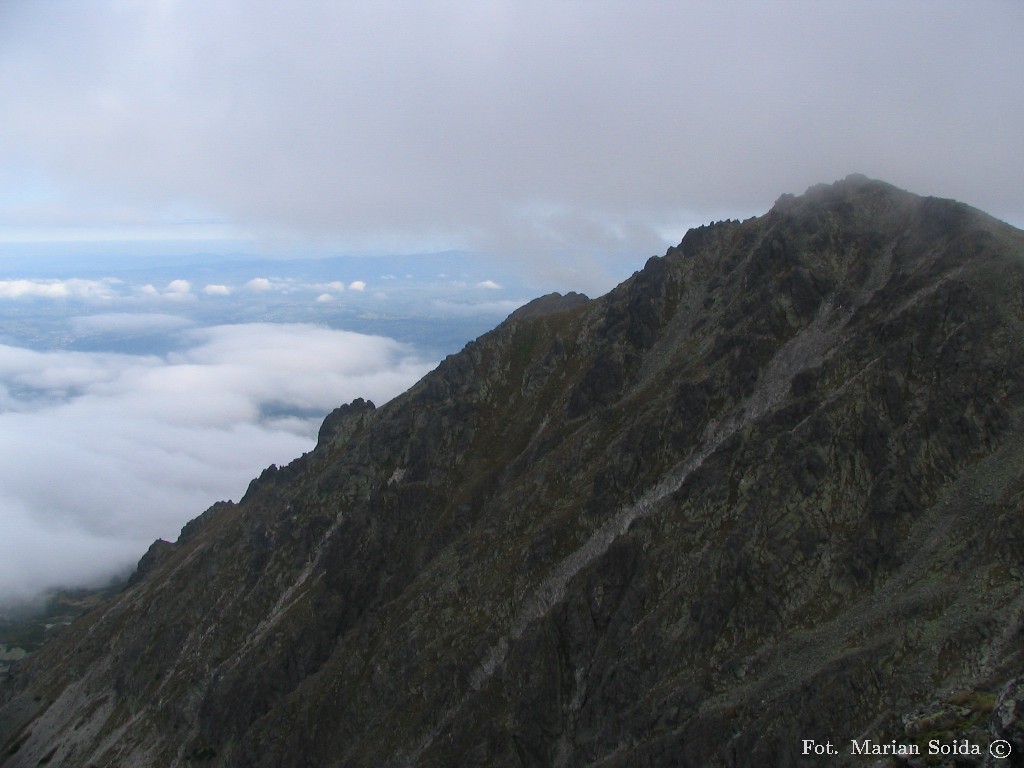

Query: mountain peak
[507,291,590,321]
[4,179,1024,767]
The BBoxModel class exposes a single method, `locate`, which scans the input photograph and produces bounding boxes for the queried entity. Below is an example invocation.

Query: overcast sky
[1,0,1021,291]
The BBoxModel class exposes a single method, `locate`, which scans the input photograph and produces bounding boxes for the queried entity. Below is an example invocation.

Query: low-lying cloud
[0,278,120,300]
[0,323,433,604]
[0,273,373,306]
[246,277,274,291]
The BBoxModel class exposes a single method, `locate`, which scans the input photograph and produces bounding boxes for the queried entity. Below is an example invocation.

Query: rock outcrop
[3,175,1024,767]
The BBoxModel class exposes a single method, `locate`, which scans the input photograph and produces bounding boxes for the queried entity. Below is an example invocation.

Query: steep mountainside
[4,176,1024,767]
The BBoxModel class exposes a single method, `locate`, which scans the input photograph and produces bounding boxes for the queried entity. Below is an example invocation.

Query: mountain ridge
[4,175,1024,766]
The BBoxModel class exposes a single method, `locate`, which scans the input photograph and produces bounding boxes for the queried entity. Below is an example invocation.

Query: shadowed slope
[4,176,1024,767]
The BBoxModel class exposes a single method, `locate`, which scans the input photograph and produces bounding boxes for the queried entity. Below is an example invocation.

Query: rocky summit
[4,175,1024,767]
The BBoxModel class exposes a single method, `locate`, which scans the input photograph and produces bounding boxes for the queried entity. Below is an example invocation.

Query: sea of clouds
[0,320,434,604]
[0,250,533,607]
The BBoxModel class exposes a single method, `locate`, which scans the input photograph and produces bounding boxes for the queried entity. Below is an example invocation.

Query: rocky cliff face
[3,175,1024,767]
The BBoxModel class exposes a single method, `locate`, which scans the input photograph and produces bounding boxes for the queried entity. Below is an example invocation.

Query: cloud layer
[0,1,1020,284]
[0,278,120,300]
[0,323,432,603]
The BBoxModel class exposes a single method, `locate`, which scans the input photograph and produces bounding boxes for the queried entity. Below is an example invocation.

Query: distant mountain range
[3,175,1024,766]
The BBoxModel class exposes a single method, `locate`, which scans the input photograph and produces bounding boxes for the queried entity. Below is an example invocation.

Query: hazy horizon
[2,2,1021,271]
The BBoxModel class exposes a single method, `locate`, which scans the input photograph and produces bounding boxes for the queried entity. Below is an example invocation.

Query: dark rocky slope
[4,175,1024,767]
